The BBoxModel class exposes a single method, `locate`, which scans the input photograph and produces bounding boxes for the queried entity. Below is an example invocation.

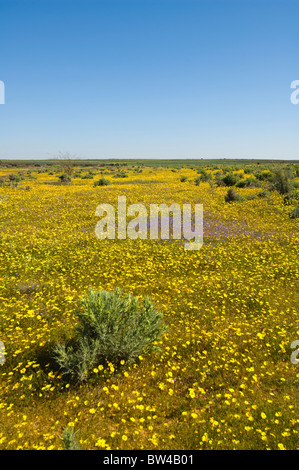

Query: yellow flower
[89,408,96,414]
[95,438,107,447]
[122,435,128,441]
[278,443,286,450]
[261,412,267,419]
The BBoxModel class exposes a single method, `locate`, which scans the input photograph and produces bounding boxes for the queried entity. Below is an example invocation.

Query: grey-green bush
[94,177,111,187]
[289,205,299,219]
[61,426,81,450]
[58,173,72,184]
[53,289,167,382]
[271,169,293,195]
[222,173,240,187]
[224,188,244,203]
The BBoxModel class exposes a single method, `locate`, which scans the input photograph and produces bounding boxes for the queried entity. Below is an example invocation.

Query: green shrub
[113,170,128,178]
[8,173,19,182]
[254,171,273,181]
[271,169,293,195]
[196,169,212,181]
[81,173,94,179]
[235,179,248,188]
[289,205,299,219]
[283,191,299,205]
[236,176,259,188]
[53,289,167,382]
[180,176,188,182]
[222,173,239,187]
[215,177,226,187]
[224,188,244,203]
[61,426,81,450]
[58,173,72,184]
[257,190,271,198]
[94,177,111,187]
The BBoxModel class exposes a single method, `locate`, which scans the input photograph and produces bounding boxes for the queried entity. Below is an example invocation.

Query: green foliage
[257,190,271,198]
[81,173,94,179]
[224,188,244,203]
[194,170,212,185]
[53,289,167,382]
[254,171,273,182]
[283,191,299,205]
[236,176,259,188]
[271,169,293,195]
[222,173,240,187]
[289,205,299,219]
[61,426,81,450]
[196,169,212,181]
[180,176,188,182]
[94,177,111,187]
[58,173,72,184]
[113,170,128,178]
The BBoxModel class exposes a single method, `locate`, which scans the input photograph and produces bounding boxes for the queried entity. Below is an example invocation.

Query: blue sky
[0,0,299,160]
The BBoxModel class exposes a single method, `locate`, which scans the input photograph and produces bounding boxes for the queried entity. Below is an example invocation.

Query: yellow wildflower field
[0,163,298,450]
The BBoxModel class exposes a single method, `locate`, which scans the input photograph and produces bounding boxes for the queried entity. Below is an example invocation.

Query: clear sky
[0,0,299,160]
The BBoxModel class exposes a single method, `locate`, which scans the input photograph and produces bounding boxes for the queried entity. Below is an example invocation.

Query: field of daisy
[0,161,298,450]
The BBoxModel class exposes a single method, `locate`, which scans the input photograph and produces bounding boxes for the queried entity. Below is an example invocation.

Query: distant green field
[0,157,298,169]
